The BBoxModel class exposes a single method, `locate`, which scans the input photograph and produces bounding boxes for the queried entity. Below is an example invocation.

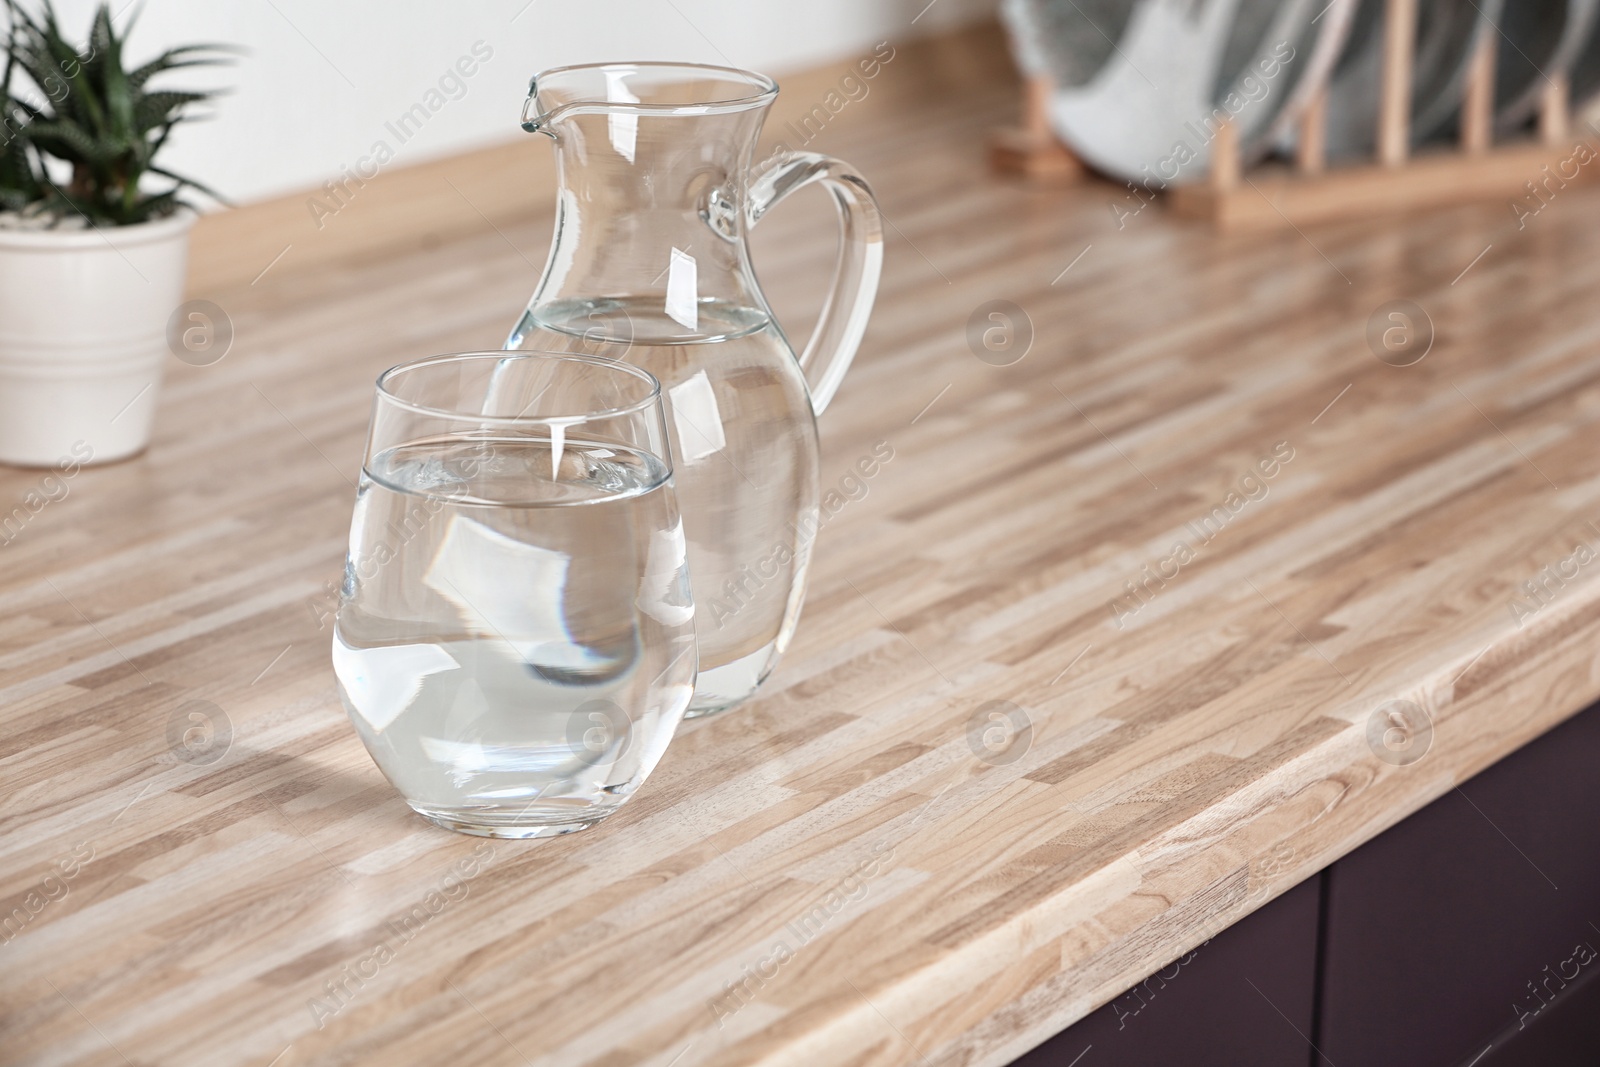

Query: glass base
[686,642,777,719]
[411,804,607,840]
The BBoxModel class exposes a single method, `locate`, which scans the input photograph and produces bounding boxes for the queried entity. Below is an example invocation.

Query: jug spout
[519,76,556,138]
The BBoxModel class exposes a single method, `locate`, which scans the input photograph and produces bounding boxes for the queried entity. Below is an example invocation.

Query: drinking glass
[333,352,696,838]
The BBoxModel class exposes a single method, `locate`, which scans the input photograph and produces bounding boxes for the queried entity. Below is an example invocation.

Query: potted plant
[0,1,228,466]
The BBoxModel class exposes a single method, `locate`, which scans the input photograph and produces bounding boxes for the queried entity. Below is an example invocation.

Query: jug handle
[746,151,883,415]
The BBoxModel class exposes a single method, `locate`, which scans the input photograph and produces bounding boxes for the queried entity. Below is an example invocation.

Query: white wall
[24,0,993,205]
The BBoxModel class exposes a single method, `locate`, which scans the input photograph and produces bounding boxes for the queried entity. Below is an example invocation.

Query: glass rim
[374,351,663,427]
[524,61,779,129]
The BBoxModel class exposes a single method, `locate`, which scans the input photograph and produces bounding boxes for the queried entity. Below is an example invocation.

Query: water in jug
[506,62,883,716]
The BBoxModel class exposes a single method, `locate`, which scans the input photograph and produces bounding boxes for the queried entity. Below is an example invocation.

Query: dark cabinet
[1014,700,1600,1067]
[1317,703,1600,1067]
[1477,967,1600,1067]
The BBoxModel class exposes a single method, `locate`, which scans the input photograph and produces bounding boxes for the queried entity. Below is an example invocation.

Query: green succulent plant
[0,19,43,211]
[1,0,232,226]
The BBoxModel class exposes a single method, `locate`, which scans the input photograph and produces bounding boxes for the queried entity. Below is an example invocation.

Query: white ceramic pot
[0,210,195,467]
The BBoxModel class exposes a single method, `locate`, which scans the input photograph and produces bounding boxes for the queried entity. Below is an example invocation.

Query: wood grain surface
[6,25,1600,1067]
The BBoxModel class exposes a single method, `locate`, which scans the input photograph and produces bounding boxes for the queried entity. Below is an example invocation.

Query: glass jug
[506,62,883,716]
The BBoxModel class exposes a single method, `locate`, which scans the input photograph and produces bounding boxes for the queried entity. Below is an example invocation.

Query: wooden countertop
[8,37,1600,1067]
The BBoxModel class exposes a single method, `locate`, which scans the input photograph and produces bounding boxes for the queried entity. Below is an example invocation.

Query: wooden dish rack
[991,0,1600,229]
